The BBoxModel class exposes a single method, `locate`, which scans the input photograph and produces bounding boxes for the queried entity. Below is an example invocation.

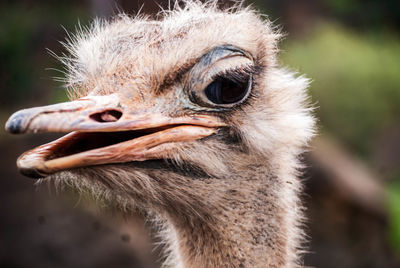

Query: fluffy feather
[45,1,316,267]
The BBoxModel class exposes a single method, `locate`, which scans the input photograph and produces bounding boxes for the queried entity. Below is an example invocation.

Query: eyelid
[212,64,256,82]
[197,56,253,87]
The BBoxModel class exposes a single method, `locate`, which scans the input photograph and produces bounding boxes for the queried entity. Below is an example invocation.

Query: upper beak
[5,94,225,178]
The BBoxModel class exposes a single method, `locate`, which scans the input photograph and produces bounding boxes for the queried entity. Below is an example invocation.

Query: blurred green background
[0,0,399,267]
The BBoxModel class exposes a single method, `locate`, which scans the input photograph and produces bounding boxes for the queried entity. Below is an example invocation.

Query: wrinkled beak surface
[5,94,225,178]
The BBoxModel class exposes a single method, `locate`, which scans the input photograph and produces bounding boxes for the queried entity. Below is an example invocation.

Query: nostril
[90,109,123,123]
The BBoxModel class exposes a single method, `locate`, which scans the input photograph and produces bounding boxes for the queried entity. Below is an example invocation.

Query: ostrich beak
[5,94,225,178]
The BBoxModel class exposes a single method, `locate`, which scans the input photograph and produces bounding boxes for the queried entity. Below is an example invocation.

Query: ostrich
[5,1,315,267]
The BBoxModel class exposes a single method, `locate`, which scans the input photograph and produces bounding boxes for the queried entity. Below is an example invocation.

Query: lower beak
[5,94,225,178]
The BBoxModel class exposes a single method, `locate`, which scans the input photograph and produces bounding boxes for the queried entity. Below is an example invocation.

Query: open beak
[5,94,225,178]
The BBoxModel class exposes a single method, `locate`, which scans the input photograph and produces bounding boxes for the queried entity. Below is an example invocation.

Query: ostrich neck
[158,164,301,268]
[53,158,302,267]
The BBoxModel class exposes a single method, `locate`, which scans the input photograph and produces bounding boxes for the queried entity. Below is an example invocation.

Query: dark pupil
[205,77,248,104]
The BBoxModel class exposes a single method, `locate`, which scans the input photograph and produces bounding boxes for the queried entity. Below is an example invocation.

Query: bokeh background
[1,0,400,267]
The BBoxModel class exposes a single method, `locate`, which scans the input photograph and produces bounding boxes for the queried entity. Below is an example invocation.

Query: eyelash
[213,65,257,84]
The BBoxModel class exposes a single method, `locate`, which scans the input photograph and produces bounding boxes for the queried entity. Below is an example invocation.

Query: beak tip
[19,167,46,179]
[5,111,28,134]
[17,155,48,179]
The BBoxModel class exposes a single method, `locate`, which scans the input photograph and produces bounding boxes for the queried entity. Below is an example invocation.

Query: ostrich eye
[188,45,255,109]
[204,75,252,105]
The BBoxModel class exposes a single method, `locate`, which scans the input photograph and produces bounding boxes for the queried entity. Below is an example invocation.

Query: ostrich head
[5,1,314,267]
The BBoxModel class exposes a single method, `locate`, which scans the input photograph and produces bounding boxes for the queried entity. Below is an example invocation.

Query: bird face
[4,9,263,178]
[5,4,313,190]
[5,45,255,177]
